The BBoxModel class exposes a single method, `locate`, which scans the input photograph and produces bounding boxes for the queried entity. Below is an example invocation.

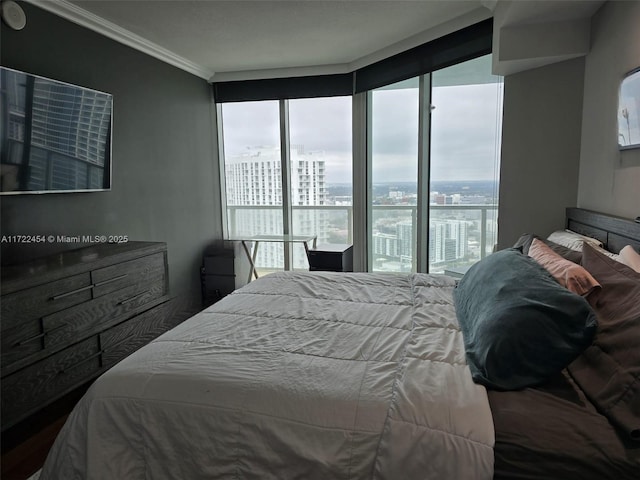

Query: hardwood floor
[1,382,91,480]
[1,416,67,479]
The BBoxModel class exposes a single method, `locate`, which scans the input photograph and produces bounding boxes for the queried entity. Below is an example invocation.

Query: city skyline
[223,146,498,273]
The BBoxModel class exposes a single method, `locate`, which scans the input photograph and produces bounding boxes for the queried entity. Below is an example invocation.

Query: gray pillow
[453,248,597,390]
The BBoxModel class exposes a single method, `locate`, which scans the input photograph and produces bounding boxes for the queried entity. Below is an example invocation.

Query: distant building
[429,219,468,264]
[333,195,352,206]
[373,217,469,268]
[460,195,487,205]
[225,146,328,269]
[397,221,413,258]
[225,147,282,206]
[373,232,398,258]
[433,193,446,205]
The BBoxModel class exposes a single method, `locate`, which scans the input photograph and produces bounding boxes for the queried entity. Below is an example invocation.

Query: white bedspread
[41,272,494,479]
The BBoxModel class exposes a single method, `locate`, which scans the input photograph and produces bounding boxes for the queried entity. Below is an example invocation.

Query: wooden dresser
[0,241,176,431]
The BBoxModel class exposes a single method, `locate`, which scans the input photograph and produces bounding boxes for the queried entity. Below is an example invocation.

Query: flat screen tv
[0,66,112,194]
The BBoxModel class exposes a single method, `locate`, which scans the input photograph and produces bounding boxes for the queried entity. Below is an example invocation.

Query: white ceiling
[23,0,605,82]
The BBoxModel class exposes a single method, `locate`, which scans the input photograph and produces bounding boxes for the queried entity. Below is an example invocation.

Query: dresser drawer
[100,301,173,368]
[1,335,101,429]
[1,273,92,369]
[92,252,166,298]
[1,273,92,331]
[42,278,168,353]
[0,319,43,370]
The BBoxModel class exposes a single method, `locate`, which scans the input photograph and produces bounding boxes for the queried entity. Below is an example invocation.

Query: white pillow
[547,229,604,252]
[620,245,640,273]
[591,244,623,262]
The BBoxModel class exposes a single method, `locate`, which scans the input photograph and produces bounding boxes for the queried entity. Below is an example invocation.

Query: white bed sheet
[41,271,494,479]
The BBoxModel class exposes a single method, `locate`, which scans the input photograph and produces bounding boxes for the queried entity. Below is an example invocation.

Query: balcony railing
[226,204,498,274]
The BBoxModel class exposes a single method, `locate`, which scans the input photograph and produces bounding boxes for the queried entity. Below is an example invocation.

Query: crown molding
[22,0,214,80]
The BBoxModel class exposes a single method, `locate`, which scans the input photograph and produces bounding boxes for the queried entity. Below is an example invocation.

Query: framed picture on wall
[618,67,640,150]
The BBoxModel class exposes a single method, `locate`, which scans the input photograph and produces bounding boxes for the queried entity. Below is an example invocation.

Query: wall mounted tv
[0,66,112,194]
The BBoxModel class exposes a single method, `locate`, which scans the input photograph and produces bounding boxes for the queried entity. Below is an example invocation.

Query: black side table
[201,244,236,307]
[307,244,353,272]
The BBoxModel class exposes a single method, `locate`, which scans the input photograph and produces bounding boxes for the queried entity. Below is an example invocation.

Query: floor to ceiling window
[429,54,503,274]
[216,23,501,276]
[220,101,284,272]
[288,97,352,269]
[220,97,353,275]
[366,54,503,274]
[369,78,419,272]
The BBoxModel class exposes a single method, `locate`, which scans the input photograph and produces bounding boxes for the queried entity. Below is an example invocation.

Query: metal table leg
[241,240,260,283]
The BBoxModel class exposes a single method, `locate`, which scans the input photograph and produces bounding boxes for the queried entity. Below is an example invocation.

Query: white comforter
[42,272,494,479]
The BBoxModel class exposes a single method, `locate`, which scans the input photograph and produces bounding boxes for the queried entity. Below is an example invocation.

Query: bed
[40,208,640,479]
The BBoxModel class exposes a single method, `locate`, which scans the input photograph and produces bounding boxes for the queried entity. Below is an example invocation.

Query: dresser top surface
[1,242,167,295]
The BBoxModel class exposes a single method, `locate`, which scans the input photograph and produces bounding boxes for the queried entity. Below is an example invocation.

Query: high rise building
[373,232,398,258]
[396,221,413,258]
[225,146,328,269]
[372,215,471,272]
[429,219,468,266]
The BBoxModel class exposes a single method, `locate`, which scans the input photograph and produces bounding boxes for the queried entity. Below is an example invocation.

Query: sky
[221,81,503,184]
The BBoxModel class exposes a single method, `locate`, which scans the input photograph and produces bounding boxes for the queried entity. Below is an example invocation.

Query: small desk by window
[231,234,317,283]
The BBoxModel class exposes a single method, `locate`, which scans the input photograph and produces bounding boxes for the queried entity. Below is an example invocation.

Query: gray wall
[578,0,640,218]
[497,58,585,248]
[0,2,223,301]
[498,0,640,249]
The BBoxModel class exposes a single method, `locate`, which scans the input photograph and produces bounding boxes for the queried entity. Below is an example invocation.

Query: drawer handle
[14,332,45,347]
[117,291,148,306]
[57,351,102,375]
[50,284,94,301]
[14,323,69,347]
[93,274,128,288]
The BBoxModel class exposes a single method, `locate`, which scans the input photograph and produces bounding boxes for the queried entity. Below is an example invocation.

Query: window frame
[216,18,499,273]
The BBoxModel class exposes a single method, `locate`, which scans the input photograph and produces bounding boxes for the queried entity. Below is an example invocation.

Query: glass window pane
[370,78,419,273]
[429,54,503,275]
[221,101,284,274]
[289,97,352,270]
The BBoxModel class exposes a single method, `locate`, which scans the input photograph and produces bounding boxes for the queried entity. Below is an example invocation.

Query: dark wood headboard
[566,208,640,254]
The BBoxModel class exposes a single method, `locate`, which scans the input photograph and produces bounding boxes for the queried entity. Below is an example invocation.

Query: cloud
[371,88,419,156]
[430,83,502,181]
[221,101,280,155]
[322,152,352,183]
[220,81,503,183]
[289,97,352,153]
